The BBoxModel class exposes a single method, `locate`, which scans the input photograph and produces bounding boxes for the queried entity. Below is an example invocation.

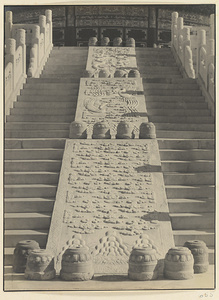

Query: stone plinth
[47,139,174,274]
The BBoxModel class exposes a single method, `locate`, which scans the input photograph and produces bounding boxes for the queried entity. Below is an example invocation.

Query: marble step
[4,198,55,213]
[145,89,202,96]
[161,161,214,172]
[42,69,85,76]
[5,130,69,138]
[173,230,214,247]
[140,66,179,72]
[5,160,62,172]
[164,172,214,185]
[143,78,196,84]
[5,149,64,160]
[142,74,182,78]
[14,102,77,108]
[154,123,214,131]
[149,108,210,116]
[158,139,214,150]
[143,83,199,90]
[46,60,87,66]
[146,95,205,102]
[165,185,214,198]
[4,172,59,184]
[5,229,48,247]
[150,116,214,123]
[44,65,86,72]
[168,198,214,213]
[20,88,78,96]
[5,123,70,130]
[141,70,180,75]
[160,149,214,160]
[146,102,207,109]
[4,184,57,198]
[23,83,79,90]
[52,46,88,52]
[17,94,77,102]
[156,131,214,139]
[27,78,80,83]
[6,115,74,122]
[4,212,52,230]
[170,213,214,230]
[5,138,66,149]
[10,107,76,115]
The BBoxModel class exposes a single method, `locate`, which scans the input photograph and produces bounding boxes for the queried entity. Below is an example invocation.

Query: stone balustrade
[5,30,26,117]
[4,10,53,117]
[171,12,215,104]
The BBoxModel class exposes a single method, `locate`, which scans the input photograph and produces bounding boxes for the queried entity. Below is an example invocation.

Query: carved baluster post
[5,11,13,40]
[39,15,46,56]
[16,29,26,77]
[197,29,206,76]
[5,38,16,89]
[171,12,178,49]
[177,17,184,55]
[207,39,215,97]
[28,25,40,77]
[210,14,214,40]
[182,27,191,68]
[45,10,53,50]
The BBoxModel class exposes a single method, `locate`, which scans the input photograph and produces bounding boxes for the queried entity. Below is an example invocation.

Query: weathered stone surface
[139,122,156,139]
[13,240,40,273]
[24,249,56,280]
[128,247,159,281]
[164,247,194,280]
[47,139,174,274]
[60,246,94,281]
[184,240,209,273]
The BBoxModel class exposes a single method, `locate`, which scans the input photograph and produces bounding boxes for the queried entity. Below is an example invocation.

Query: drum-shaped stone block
[113,37,123,47]
[184,240,209,273]
[82,70,94,78]
[116,121,133,139]
[114,69,126,78]
[139,122,156,139]
[99,69,110,78]
[101,37,110,46]
[60,247,94,281]
[128,248,159,280]
[69,121,87,139]
[128,69,140,78]
[13,240,40,273]
[126,38,135,47]
[88,37,98,46]
[164,247,194,280]
[24,249,56,280]
[92,121,111,139]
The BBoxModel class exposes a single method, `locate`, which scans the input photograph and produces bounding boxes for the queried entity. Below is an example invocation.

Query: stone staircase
[4,46,215,267]
[136,48,215,264]
[4,47,88,265]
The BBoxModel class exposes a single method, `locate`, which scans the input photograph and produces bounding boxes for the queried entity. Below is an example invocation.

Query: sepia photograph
[1,0,217,298]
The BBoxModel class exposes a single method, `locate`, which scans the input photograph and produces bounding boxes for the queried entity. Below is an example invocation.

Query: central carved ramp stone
[47,139,174,274]
[75,77,148,137]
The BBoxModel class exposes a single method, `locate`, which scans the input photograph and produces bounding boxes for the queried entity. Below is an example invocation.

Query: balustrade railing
[4,10,53,117]
[171,12,215,106]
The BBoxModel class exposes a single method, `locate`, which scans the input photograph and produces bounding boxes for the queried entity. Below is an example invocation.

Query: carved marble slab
[75,78,148,136]
[47,140,174,274]
[86,47,137,76]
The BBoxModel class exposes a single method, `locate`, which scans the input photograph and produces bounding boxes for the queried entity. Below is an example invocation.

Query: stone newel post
[5,38,16,89]
[45,9,53,46]
[196,29,206,75]
[16,29,26,76]
[39,15,46,55]
[171,12,178,47]
[177,17,183,53]
[5,11,13,40]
